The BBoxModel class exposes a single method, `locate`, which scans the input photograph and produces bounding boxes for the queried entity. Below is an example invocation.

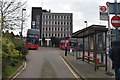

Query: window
[43,34,44,37]
[46,28,47,31]
[46,34,47,37]
[64,34,66,36]
[67,22,69,25]
[52,28,53,31]
[55,22,57,25]
[61,22,63,25]
[49,28,51,31]
[45,15,46,19]
[61,34,63,37]
[43,28,44,31]
[64,22,66,25]
[61,28,63,31]
[49,34,50,37]
[58,22,59,25]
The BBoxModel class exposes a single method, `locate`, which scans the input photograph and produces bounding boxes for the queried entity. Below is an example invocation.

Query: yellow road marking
[60,56,80,79]
[11,61,27,80]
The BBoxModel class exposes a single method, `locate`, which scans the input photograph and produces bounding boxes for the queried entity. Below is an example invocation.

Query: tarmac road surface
[16,47,76,78]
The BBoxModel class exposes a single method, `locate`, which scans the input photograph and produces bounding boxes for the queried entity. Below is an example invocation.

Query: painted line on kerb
[11,61,27,80]
[60,56,79,79]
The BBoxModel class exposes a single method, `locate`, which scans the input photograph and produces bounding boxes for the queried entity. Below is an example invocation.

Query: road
[16,47,75,78]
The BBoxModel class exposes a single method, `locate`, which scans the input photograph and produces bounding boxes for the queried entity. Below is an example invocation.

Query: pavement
[62,52,116,80]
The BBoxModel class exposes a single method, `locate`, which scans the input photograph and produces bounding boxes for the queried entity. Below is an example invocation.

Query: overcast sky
[19,0,119,36]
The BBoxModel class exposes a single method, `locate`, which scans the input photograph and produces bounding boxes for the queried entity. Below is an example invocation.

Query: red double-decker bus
[26,29,39,49]
[59,36,78,50]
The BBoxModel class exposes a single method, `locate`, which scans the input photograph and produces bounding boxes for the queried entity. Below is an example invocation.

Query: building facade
[31,7,73,46]
[42,12,72,38]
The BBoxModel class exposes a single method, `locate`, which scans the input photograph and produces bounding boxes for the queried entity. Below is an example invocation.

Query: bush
[16,45,28,55]
[10,58,19,66]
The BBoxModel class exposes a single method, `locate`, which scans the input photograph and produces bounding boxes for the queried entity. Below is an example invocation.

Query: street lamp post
[21,9,26,40]
[84,21,87,28]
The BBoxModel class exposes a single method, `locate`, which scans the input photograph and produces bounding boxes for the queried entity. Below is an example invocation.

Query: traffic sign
[108,3,120,14]
[99,6,108,20]
[100,6,107,12]
[111,16,120,27]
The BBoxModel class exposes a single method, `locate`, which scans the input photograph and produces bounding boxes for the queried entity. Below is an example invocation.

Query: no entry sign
[111,16,120,27]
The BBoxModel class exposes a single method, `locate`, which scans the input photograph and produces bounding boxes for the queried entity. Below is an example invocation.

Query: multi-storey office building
[42,12,72,38]
[31,7,73,46]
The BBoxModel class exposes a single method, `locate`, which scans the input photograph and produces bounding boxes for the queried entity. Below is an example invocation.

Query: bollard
[65,47,67,56]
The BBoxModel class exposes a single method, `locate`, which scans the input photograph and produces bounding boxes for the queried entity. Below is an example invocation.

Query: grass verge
[3,61,22,78]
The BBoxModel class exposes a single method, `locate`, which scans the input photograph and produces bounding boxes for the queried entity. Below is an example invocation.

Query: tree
[51,36,55,47]
[0,0,27,31]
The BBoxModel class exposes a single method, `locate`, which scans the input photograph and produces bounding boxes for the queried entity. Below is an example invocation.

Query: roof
[72,25,108,38]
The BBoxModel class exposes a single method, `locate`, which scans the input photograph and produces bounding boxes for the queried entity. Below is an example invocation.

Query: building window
[58,22,59,25]
[64,34,66,37]
[61,34,63,37]
[44,34,46,37]
[52,28,53,31]
[61,28,62,31]
[49,27,51,31]
[64,22,66,25]
[55,22,56,25]
[43,28,44,31]
[43,34,44,37]
[46,28,47,31]
[58,34,59,37]
[61,22,63,25]
[49,34,50,37]
[67,22,69,25]
[46,34,47,37]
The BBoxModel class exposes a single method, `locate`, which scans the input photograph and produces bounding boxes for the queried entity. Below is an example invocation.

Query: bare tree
[0,0,27,31]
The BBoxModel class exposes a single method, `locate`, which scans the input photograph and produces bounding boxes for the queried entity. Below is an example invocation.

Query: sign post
[114,0,119,42]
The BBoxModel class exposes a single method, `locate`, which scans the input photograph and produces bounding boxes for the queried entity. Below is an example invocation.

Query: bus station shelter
[72,25,108,71]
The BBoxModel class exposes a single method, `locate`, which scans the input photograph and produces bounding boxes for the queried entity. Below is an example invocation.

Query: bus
[59,36,78,50]
[26,29,39,49]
